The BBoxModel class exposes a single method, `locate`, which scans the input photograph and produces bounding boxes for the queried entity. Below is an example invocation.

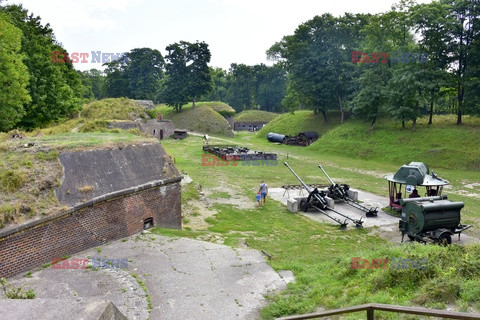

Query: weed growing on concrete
[0,278,36,299]
[131,273,152,312]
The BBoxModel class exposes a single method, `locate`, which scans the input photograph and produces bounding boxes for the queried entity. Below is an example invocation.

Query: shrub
[0,169,25,192]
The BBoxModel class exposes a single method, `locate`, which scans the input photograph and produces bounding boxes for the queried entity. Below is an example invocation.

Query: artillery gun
[318,165,378,217]
[284,162,363,228]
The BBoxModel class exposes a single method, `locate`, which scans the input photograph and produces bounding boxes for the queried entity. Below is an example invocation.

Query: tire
[299,199,309,212]
[408,235,415,241]
[438,233,452,246]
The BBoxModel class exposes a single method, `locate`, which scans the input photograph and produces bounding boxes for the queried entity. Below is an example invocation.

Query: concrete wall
[56,143,180,206]
[108,120,176,140]
[141,120,175,140]
[135,100,155,109]
[225,116,234,128]
[234,121,267,131]
[0,180,181,278]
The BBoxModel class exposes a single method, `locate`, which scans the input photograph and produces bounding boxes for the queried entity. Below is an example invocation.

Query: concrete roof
[56,143,181,206]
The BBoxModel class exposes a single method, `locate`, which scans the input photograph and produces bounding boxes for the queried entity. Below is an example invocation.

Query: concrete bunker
[0,143,182,278]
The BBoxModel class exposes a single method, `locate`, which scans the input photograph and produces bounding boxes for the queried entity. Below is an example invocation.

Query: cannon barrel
[284,162,312,193]
[318,164,335,186]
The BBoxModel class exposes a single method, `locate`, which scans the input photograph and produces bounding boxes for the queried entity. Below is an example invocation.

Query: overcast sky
[7,0,431,71]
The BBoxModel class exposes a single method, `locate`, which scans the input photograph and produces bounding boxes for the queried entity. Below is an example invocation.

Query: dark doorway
[160,129,164,140]
[144,217,153,230]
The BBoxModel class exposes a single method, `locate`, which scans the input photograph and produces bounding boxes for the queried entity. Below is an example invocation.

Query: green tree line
[2,0,478,132]
[268,0,480,127]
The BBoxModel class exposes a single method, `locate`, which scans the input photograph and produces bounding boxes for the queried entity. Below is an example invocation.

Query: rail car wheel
[438,233,452,246]
[299,199,309,212]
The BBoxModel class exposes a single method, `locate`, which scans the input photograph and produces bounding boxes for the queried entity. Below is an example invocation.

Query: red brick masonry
[0,178,181,278]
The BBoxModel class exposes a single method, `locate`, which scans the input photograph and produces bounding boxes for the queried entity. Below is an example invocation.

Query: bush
[0,169,25,192]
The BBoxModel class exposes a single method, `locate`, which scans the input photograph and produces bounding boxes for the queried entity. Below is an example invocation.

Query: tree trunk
[428,89,434,125]
[335,92,345,124]
[412,118,416,131]
[321,110,327,123]
[192,96,196,107]
[370,115,377,132]
[402,120,405,129]
[457,77,464,125]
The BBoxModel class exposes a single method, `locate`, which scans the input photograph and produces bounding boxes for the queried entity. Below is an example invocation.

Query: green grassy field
[309,115,480,171]
[2,100,480,319]
[155,117,480,319]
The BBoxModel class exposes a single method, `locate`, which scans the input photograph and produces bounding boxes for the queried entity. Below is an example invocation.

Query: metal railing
[276,303,480,320]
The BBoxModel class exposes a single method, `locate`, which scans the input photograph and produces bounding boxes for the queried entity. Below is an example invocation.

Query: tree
[163,41,212,111]
[225,63,255,112]
[268,14,368,122]
[437,0,479,124]
[124,48,164,101]
[201,67,228,102]
[79,69,105,100]
[411,0,461,124]
[0,12,30,131]
[2,4,83,128]
[103,59,130,98]
[254,64,287,112]
[185,41,212,105]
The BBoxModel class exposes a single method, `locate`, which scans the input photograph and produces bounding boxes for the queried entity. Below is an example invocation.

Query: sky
[7,0,431,71]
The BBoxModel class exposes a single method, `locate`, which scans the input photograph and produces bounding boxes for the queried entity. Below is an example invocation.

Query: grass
[234,110,279,123]
[153,125,480,319]
[2,132,156,152]
[309,115,480,171]
[152,102,235,136]
[196,101,236,117]
[2,100,480,317]
[0,169,26,192]
[131,273,153,312]
[0,98,157,230]
[257,110,342,137]
[80,98,149,120]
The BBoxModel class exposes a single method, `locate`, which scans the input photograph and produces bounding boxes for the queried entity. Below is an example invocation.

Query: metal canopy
[385,162,448,186]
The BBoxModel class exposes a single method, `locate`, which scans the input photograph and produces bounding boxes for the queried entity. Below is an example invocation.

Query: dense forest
[0,0,479,132]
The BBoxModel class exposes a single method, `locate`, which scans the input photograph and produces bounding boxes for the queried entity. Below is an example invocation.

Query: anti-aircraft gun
[318,165,378,217]
[284,162,363,228]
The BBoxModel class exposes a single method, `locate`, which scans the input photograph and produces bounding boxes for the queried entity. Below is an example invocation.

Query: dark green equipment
[399,195,471,245]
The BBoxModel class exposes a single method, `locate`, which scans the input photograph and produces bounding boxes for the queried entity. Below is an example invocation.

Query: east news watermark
[351,51,429,64]
[51,51,128,64]
[201,154,278,167]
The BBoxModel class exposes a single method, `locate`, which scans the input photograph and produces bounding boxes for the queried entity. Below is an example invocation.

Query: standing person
[258,180,268,206]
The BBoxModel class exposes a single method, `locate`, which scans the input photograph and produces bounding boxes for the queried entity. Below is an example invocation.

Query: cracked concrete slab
[3,233,292,320]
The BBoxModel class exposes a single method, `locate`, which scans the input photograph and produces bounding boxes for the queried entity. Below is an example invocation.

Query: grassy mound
[0,97,158,229]
[257,110,342,137]
[234,110,279,123]
[309,115,480,171]
[170,105,233,136]
[196,101,236,117]
[80,98,148,120]
[152,102,235,136]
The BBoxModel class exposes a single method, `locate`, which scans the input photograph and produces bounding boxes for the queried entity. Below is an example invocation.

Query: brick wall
[0,180,181,279]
